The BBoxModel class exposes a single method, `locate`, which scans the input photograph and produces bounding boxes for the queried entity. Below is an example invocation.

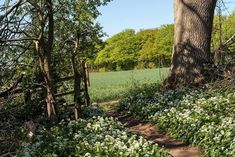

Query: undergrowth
[18,116,169,157]
[118,84,235,157]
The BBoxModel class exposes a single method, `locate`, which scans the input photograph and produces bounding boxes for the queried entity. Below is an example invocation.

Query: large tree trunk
[163,0,217,89]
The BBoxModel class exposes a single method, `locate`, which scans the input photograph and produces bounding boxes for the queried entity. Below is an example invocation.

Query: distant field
[89,68,169,102]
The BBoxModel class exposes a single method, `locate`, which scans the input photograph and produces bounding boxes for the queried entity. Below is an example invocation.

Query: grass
[89,68,169,102]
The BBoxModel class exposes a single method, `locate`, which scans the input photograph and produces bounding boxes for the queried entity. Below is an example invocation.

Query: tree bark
[36,0,57,123]
[82,60,90,106]
[38,54,57,123]
[71,54,82,120]
[163,0,217,89]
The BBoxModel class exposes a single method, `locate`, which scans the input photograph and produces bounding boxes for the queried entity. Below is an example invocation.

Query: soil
[104,108,203,157]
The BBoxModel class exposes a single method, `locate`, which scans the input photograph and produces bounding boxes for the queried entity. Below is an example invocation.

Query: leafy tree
[52,0,110,119]
[211,15,227,52]
[212,12,235,65]
[138,25,173,68]
[221,13,235,53]
[0,0,111,121]
[153,25,173,66]
[136,29,158,49]
[95,25,174,70]
[95,29,141,70]
[0,0,59,122]
[137,29,158,68]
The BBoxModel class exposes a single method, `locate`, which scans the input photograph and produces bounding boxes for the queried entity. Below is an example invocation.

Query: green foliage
[52,0,111,79]
[95,29,141,70]
[139,25,173,68]
[18,116,169,157]
[137,29,159,68]
[212,13,235,53]
[0,0,111,92]
[94,25,174,71]
[223,13,235,53]
[119,85,235,157]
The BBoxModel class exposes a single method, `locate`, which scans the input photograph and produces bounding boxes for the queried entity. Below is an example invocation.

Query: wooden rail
[1,63,90,101]
[55,90,74,97]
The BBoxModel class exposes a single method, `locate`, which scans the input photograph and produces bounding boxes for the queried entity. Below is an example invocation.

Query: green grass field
[89,68,169,102]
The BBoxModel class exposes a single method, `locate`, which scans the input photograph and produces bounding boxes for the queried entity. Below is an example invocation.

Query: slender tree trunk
[82,60,90,106]
[85,62,90,87]
[37,43,57,123]
[163,0,217,89]
[71,55,82,120]
[36,0,57,123]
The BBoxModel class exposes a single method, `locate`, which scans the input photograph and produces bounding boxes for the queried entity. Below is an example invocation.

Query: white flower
[84,152,91,157]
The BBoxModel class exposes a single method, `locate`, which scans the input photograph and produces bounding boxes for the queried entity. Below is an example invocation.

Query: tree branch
[0,74,24,98]
[0,38,38,43]
[224,33,235,47]
[0,0,24,21]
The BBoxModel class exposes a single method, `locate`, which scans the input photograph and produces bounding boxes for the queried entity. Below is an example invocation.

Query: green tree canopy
[95,29,142,70]
[95,25,174,71]
[138,24,173,68]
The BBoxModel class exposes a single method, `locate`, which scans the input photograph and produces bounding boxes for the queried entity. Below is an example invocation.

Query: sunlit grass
[89,68,169,102]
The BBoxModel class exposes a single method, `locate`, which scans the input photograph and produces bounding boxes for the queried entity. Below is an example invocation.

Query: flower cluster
[119,86,235,157]
[18,117,169,157]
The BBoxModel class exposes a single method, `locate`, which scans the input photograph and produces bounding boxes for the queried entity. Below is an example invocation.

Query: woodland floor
[98,101,203,157]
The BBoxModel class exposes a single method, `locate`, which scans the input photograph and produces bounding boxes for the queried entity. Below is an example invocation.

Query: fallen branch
[0,74,24,98]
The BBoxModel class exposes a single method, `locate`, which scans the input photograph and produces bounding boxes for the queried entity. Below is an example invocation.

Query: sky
[97,0,174,38]
[97,0,235,38]
[0,0,234,38]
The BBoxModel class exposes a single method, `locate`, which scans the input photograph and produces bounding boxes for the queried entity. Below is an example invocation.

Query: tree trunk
[71,55,82,120]
[36,38,57,123]
[39,55,57,123]
[85,62,90,87]
[82,60,90,106]
[163,0,217,89]
[36,0,57,123]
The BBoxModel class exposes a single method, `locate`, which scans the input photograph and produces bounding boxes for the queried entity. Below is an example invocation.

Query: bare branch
[224,33,235,47]
[0,0,24,21]
[25,0,43,15]
[0,38,38,43]
[0,74,24,98]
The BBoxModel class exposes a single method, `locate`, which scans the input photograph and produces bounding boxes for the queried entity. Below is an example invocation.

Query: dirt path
[94,100,119,106]
[105,110,203,157]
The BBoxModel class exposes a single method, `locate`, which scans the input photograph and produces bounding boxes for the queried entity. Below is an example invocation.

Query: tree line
[93,12,235,71]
